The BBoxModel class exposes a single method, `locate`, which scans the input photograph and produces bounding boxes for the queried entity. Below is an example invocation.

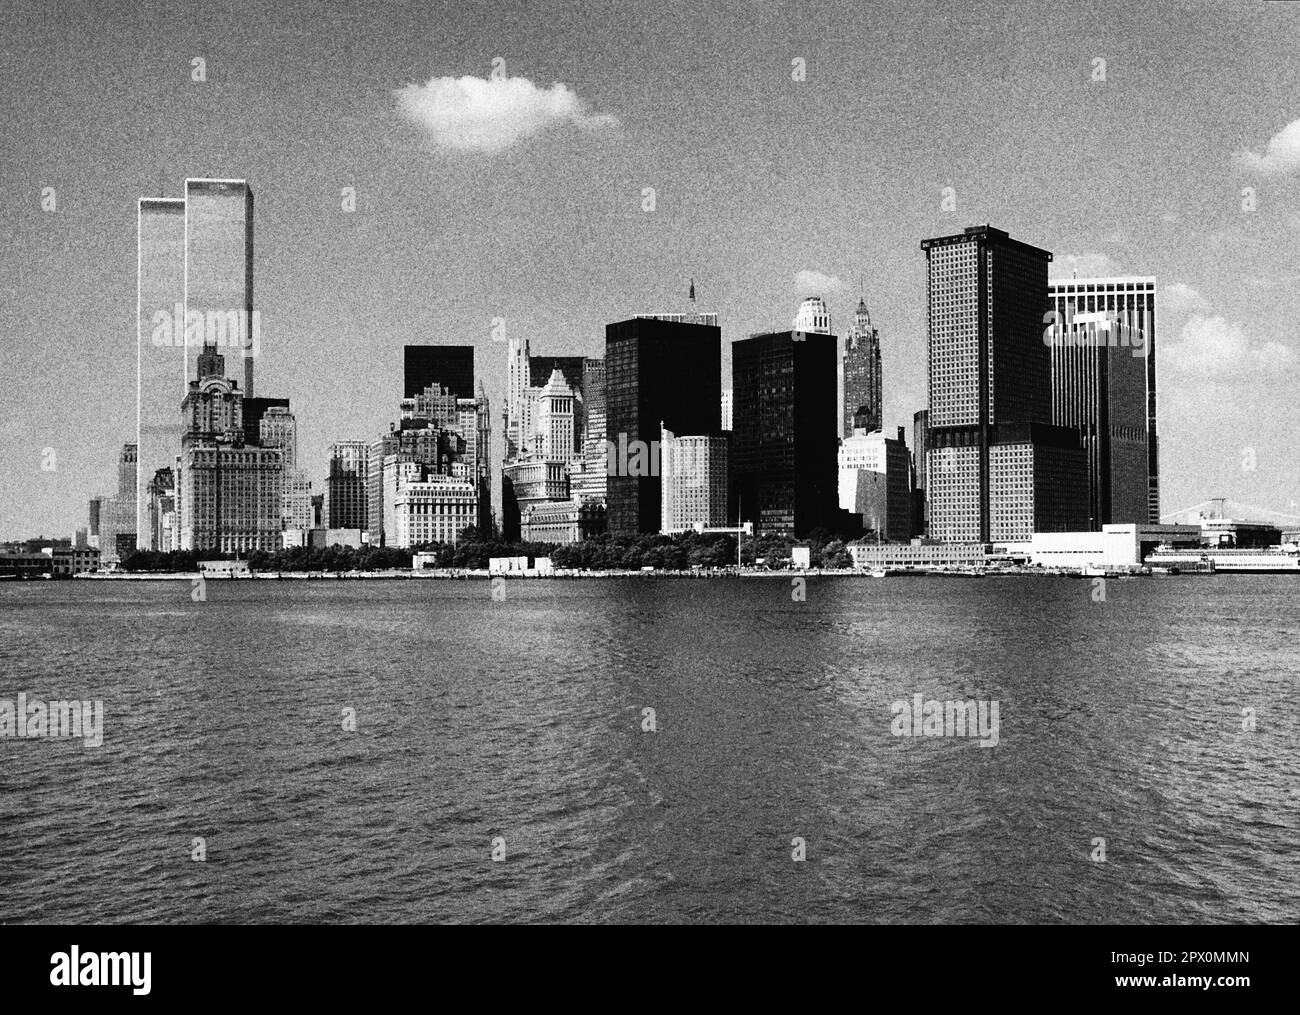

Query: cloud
[794,270,846,295]
[1049,253,1122,279]
[393,74,619,152]
[1162,282,1211,317]
[1235,117,1300,177]
[1161,314,1294,377]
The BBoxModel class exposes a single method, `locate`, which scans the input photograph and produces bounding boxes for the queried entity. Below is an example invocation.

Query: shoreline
[53,567,1218,581]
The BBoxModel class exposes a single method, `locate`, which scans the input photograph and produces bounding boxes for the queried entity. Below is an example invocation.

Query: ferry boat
[1145,544,1300,573]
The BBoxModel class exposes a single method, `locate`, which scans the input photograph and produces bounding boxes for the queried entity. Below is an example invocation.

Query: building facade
[794,296,831,334]
[178,343,283,554]
[137,196,186,549]
[732,330,838,536]
[324,440,369,530]
[1048,276,1156,526]
[838,425,910,542]
[185,179,255,396]
[843,295,882,436]
[605,316,722,534]
[391,474,477,548]
[922,225,1088,542]
[660,427,729,533]
[520,500,607,544]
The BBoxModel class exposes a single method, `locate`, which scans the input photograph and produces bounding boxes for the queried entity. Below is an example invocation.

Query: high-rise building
[390,470,477,548]
[605,315,722,534]
[259,406,312,532]
[1048,277,1156,526]
[100,444,139,565]
[258,406,298,469]
[536,369,577,461]
[184,179,255,397]
[660,426,729,533]
[324,440,370,530]
[179,342,283,554]
[404,345,473,400]
[794,296,831,335]
[912,408,930,536]
[732,330,838,536]
[367,423,461,547]
[87,497,103,550]
[146,467,178,552]
[843,295,882,436]
[839,423,911,542]
[242,397,290,449]
[720,389,733,432]
[505,336,529,458]
[136,196,186,549]
[921,226,1088,542]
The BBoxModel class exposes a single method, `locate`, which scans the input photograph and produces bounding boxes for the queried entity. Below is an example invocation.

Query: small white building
[1019,524,1201,568]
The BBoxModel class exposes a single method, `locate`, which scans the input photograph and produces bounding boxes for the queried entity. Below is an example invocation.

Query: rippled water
[1,576,1296,924]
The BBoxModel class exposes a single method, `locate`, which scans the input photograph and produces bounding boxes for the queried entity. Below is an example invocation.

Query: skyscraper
[179,342,283,554]
[660,427,729,533]
[793,296,831,334]
[100,444,139,565]
[184,179,255,397]
[838,422,910,542]
[404,345,474,400]
[605,315,722,535]
[921,225,1087,542]
[136,197,186,549]
[1048,277,1157,526]
[260,406,313,532]
[732,330,839,536]
[843,295,882,435]
[912,408,929,536]
[324,441,370,530]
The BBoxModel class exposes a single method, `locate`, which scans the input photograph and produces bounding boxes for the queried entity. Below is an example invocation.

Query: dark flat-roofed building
[732,329,839,537]
[605,315,721,535]
[1049,277,1157,526]
[404,345,474,401]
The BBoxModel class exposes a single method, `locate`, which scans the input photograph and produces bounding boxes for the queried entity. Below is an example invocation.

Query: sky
[3,0,1300,539]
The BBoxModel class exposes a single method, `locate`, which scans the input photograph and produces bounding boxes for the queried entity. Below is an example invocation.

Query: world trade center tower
[184,179,255,397]
[136,197,186,549]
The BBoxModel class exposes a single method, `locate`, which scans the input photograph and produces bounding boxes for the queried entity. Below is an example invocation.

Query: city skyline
[4,0,1300,540]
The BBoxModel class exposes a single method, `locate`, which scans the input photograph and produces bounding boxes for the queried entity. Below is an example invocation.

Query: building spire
[689,277,695,303]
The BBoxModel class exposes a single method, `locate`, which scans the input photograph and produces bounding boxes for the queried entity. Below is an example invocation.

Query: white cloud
[1049,253,1122,279]
[1235,117,1300,177]
[1162,282,1211,317]
[794,270,845,295]
[1161,314,1294,376]
[393,74,619,152]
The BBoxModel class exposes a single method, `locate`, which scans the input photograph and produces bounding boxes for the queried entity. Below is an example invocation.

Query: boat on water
[870,569,889,578]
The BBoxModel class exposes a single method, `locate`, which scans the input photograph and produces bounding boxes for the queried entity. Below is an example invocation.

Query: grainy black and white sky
[3,0,1299,539]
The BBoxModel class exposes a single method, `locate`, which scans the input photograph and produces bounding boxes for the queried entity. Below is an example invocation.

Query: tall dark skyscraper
[843,295,882,435]
[528,355,586,393]
[732,330,839,536]
[1048,277,1156,527]
[605,316,721,535]
[404,345,474,400]
[922,225,1087,542]
[912,408,929,536]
